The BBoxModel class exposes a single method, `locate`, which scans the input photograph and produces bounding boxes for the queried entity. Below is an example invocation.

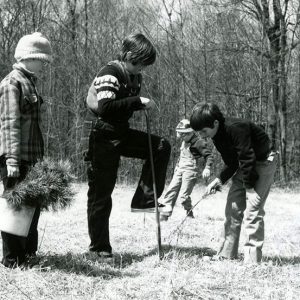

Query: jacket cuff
[244,182,255,189]
[133,97,145,110]
[6,158,19,166]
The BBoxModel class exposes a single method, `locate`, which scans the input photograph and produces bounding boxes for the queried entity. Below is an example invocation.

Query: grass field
[0,183,300,300]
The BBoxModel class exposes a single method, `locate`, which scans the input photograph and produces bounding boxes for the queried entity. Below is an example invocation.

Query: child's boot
[159,204,172,221]
[160,214,169,221]
[186,210,194,218]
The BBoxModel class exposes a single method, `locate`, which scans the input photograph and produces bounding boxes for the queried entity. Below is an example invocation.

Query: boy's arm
[190,139,214,179]
[229,122,258,189]
[191,139,213,168]
[0,80,21,169]
[218,163,239,184]
[92,65,144,116]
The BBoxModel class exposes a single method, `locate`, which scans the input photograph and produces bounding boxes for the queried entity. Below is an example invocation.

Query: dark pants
[0,161,41,267]
[87,126,171,252]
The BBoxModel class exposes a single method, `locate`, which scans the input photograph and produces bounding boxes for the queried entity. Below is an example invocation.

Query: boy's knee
[159,138,171,155]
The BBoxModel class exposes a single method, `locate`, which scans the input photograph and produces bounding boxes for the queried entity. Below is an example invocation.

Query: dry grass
[0,183,300,299]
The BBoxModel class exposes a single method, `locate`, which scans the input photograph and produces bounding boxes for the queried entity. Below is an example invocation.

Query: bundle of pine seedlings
[4,158,75,211]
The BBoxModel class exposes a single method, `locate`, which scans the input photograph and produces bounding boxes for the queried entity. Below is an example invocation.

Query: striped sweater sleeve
[94,65,143,118]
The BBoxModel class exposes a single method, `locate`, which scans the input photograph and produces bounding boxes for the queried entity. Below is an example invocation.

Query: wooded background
[1,0,300,186]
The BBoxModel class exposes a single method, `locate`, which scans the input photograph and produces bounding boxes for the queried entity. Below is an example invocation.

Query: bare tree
[235,0,300,183]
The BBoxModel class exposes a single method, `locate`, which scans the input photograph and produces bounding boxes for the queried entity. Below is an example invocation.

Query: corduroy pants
[218,154,278,263]
[0,161,41,267]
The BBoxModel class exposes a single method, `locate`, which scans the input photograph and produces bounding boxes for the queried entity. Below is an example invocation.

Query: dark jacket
[212,117,270,188]
[188,133,213,168]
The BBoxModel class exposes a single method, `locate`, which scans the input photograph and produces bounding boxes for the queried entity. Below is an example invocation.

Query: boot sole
[131,207,156,213]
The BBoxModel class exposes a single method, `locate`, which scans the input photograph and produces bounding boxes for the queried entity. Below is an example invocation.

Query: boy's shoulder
[1,68,27,87]
[226,117,247,125]
[97,60,142,83]
[189,136,211,154]
[0,68,36,99]
[97,60,126,80]
[190,134,207,146]
[225,117,251,130]
[223,117,254,138]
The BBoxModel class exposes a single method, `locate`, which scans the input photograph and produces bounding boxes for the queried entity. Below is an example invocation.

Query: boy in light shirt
[160,119,213,221]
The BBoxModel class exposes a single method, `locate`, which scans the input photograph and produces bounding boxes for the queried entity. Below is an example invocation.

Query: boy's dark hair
[190,102,225,131]
[120,33,156,66]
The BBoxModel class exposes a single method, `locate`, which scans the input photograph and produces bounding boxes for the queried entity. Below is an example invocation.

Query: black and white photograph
[0,0,300,299]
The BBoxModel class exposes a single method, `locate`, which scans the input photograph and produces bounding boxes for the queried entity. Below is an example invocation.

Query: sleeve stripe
[94,82,118,90]
[94,75,120,88]
[97,91,116,101]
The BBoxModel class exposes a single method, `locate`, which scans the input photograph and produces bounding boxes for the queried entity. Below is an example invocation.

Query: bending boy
[190,102,277,264]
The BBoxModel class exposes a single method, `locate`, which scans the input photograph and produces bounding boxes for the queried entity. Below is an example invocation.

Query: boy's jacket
[0,65,44,165]
[213,117,270,188]
[86,60,144,124]
[188,133,213,168]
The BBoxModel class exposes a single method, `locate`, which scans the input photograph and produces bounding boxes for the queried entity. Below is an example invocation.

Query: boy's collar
[185,132,197,143]
[213,120,225,139]
[13,63,37,81]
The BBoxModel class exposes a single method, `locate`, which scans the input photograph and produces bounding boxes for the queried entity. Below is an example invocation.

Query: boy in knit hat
[159,119,213,221]
[84,33,171,258]
[0,32,52,268]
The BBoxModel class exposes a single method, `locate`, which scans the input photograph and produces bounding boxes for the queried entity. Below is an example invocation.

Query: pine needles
[5,158,75,211]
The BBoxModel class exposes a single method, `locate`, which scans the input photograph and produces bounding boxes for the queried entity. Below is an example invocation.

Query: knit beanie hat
[176,119,194,133]
[14,32,53,63]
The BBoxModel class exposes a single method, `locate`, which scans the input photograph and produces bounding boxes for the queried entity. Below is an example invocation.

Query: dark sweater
[86,60,145,127]
[188,133,213,168]
[213,117,270,188]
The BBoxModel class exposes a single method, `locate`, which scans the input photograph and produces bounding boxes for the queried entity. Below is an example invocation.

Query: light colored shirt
[178,141,198,171]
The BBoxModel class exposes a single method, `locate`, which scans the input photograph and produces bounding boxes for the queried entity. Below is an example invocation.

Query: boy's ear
[214,120,219,128]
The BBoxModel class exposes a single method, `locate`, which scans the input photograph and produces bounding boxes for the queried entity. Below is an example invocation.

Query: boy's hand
[202,167,211,179]
[246,188,261,208]
[140,97,156,110]
[205,178,222,196]
[7,165,20,177]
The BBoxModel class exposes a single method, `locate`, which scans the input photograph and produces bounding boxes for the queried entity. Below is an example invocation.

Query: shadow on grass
[161,247,300,266]
[161,245,217,259]
[264,255,300,266]
[37,246,217,276]
[39,248,161,277]
[38,252,139,278]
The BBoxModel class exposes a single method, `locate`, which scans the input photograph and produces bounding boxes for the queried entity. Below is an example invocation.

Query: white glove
[202,167,211,179]
[205,178,222,195]
[140,97,156,110]
[246,188,261,208]
[7,165,20,177]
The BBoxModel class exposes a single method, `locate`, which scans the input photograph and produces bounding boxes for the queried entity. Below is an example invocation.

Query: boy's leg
[120,129,171,210]
[218,171,246,259]
[87,130,120,253]
[25,206,41,256]
[1,232,25,267]
[0,162,31,267]
[179,170,197,213]
[243,156,277,263]
[159,168,183,216]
